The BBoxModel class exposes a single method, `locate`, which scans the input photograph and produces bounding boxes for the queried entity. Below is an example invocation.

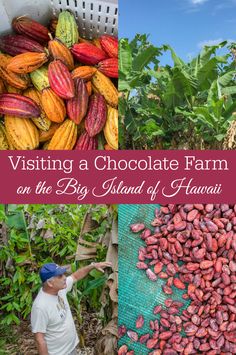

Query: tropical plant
[0,204,115,336]
[119,35,236,149]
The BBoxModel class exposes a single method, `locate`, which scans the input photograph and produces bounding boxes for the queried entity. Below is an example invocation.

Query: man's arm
[71,261,112,282]
[34,333,49,355]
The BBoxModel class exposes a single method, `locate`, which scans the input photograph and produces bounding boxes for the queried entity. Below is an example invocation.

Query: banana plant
[119,36,236,149]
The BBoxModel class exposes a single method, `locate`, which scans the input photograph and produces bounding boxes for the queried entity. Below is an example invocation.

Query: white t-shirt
[31,276,79,355]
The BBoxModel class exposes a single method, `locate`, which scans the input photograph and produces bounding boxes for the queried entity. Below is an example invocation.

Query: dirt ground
[2,311,102,355]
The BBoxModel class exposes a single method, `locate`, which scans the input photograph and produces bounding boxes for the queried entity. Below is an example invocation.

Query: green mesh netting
[118,204,191,354]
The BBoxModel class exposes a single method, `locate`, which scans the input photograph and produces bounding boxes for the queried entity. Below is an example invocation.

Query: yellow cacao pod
[48,119,77,150]
[5,115,39,150]
[91,70,118,107]
[103,106,118,150]
[0,122,10,150]
[24,88,51,131]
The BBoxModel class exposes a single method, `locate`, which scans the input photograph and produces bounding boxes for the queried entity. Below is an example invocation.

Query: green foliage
[119,36,236,149]
[0,204,111,326]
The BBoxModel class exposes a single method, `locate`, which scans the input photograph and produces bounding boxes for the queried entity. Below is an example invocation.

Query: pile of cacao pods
[0,10,118,150]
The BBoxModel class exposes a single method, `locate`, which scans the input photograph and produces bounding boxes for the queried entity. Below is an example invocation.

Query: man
[31,261,112,355]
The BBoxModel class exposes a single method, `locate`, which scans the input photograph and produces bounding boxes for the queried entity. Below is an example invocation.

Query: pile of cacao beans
[119,204,236,355]
[0,10,118,150]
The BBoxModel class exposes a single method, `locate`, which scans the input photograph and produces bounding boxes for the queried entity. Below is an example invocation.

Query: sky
[119,0,236,65]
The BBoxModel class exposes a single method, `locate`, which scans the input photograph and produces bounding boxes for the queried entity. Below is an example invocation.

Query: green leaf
[119,39,132,76]
[218,70,235,86]
[221,86,236,95]
[82,276,107,296]
[132,45,159,72]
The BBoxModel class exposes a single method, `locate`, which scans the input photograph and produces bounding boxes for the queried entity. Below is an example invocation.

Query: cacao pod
[85,93,107,137]
[39,122,61,143]
[75,131,98,150]
[0,34,44,56]
[71,43,107,65]
[103,106,118,150]
[0,122,10,150]
[0,93,41,118]
[78,36,92,44]
[86,81,92,96]
[30,66,50,91]
[48,60,75,99]
[99,35,118,58]
[55,10,79,48]
[91,70,118,107]
[67,78,88,124]
[0,54,30,89]
[104,143,114,150]
[0,78,6,94]
[98,57,118,78]
[6,85,22,94]
[5,115,39,150]
[24,88,51,131]
[48,36,74,71]
[12,16,50,44]
[71,66,97,81]
[49,17,58,35]
[47,119,77,150]
[7,52,48,74]
[93,38,102,49]
[41,88,66,123]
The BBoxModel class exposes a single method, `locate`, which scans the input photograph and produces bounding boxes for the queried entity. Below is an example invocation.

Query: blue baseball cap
[40,263,67,282]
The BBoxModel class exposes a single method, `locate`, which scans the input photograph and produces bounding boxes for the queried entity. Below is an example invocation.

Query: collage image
[0,0,236,355]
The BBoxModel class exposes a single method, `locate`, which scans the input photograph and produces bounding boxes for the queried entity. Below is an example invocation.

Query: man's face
[48,274,67,291]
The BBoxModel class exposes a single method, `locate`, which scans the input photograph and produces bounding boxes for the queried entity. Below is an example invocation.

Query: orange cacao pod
[39,122,61,143]
[48,119,77,150]
[48,60,75,99]
[7,52,48,74]
[86,81,92,96]
[0,54,30,89]
[41,88,66,123]
[71,66,97,81]
[99,35,118,58]
[98,58,118,78]
[48,36,74,71]
[67,78,89,124]
[85,93,107,137]
[5,115,39,150]
[0,93,41,118]
[75,131,98,150]
[104,143,114,150]
[0,79,6,94]
[71,43,107,65]
[12,16,50,44]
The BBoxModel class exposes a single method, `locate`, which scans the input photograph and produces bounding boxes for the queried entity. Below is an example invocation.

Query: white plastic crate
[0,0,118,39]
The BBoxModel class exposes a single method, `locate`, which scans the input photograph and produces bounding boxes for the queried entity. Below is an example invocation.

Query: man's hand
[72,261,112,282]
[92,261,112,273]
